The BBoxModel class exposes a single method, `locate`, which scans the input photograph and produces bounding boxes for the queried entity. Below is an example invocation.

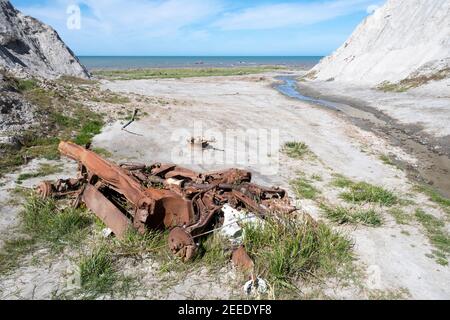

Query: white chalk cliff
[311,0,450,85]
[0,0,89,79]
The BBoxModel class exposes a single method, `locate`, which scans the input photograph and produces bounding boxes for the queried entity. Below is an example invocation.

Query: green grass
[57,76,97,86]
[291,177,319,200]
[92,147,113,158]
[379,154,395,166]
[199,233,232,271]
[0,195,93,275]
[282,141,310,159]
[116,228,231,275]
[0,78,105,178]
[368,288,411,300]
[415,185,450,214]
[93,66,284,80]
[24,87,55,107]
[415,209,449,266]
[115,228,167,256]
[0,238,36,275]
[9,186,31,198]
[90,92,131,104]
[340,182,397,206]
[377,82,409,93]
[79,246,117,297]
[74,119,103,146]
[377,68,450,92]
[102,94,130,104]
[16,163,63,184]
[22,196,93,250]
[389,208,412,225]
[105,216,353,299]
[242,216,354,298]
[0,145,26,177]
[332,176,397,206]
[16,79,39,92]
[321,204,383,227]
[331,175,354,189]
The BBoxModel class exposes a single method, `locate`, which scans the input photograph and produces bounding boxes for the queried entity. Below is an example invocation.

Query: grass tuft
[57,76,97,86]
[282,141,310,159]
[415,185,450,214]
[389,208,412,225]
[243,216,353,297]
[200,233,232,270]
[379,154,395,166]
[79,246,117,297]
[16,163,63,184]
[331,175,354,189]
[1,77,105,178]
[92,147,113,158]
[291,177,319,200]
[377,68,450,92]
[340,182,397,206]
[0,195,93,275]
[0,238,36,275]
[16,79,39,92]
[332,176,397,206]
[321,204,383,227]
[74,119,103,146]
[415,209,449,266]
[22,196,93,250]
[117,228,167,256]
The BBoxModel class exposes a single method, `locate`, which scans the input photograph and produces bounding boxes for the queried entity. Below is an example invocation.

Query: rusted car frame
[38,141,296,264]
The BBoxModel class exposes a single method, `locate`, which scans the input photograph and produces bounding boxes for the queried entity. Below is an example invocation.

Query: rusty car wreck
[37,141,296,270]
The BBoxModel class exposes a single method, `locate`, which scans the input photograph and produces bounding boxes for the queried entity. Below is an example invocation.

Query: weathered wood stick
[121,108,139,130]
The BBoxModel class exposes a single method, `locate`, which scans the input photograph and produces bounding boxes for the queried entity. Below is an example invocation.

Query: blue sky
[11,0,386,56]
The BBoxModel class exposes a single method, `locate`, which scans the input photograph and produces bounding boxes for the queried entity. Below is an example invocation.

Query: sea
[78,56,322,71]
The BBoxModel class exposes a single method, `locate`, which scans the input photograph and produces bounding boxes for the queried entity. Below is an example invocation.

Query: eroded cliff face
[0,0,89,79]
[311,0,450,86]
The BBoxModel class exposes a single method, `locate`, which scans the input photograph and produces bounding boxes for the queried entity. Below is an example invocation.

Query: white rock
[0,0,90,79]
[244,278,268,296]
[311,0,450,86]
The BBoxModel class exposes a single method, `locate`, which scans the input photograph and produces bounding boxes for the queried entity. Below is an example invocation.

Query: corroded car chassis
[37,141,296,264]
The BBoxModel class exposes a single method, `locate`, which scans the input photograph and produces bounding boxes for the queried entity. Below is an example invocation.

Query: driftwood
[122,108,139,130]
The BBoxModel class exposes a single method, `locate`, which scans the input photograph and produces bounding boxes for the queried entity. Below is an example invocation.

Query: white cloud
[18,0,222,38]
[80,0,222,36]
[15,0,387,55]
[214,0,384,31]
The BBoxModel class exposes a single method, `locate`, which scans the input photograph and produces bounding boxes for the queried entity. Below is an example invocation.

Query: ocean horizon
[78,56,323,70]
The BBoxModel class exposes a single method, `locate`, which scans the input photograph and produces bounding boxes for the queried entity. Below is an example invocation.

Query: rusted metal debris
[37,141,296,268]
[188,137,216,150]
[231,245,254,272]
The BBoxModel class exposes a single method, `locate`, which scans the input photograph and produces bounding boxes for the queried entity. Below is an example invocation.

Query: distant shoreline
[78,56,322,71]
